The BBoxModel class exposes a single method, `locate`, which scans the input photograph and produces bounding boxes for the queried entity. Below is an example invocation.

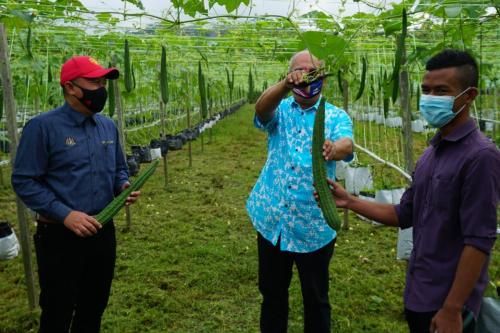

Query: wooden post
[399,48,414,173]
[160,90,168,188]
[0,165,4,187]
[208,97,212,143]
[342,79,349,114]
[493,85,497,140]
[341,78,349,230]
[186,75,192,168]
[0,23,37,309]
[200,132,204,153]
[478,22,484,130]
[34,94,40,115]
[162,153,168,188]
[112,55,132,230]
[187,105,192,168]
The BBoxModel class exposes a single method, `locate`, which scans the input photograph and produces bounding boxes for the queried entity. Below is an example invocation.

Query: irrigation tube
[124,109,202,132]
[125,119,161,132]
[354,143,413,182]
[472,116,500,124]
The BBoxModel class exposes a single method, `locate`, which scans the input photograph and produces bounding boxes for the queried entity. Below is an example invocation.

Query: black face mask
[72,82,108,113]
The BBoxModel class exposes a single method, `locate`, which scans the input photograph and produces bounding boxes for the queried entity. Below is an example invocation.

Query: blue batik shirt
[246,96,354,253]
[12,102,129,222]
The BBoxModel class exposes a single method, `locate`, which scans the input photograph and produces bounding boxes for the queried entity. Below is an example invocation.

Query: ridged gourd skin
[312,97,341,231]
[96,159,159,225]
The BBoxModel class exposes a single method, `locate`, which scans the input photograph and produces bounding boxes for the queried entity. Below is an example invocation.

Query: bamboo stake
[0,23,37,310]
[112,55,132,231]
[399,47,414,173]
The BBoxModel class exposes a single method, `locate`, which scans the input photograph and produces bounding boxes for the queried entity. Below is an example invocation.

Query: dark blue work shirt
[12,102,129,222]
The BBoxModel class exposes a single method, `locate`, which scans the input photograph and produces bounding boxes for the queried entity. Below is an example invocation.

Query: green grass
[0,104,498,332]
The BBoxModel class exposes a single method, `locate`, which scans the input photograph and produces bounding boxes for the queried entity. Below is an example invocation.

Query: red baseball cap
[60,55,119,86]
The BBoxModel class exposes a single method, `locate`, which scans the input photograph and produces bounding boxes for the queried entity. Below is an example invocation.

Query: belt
[35,213,59,224]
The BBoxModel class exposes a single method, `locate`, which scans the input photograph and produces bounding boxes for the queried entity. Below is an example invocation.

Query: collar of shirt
[62,102,96,126]
[430,118,476,147]
[290,94,322,113]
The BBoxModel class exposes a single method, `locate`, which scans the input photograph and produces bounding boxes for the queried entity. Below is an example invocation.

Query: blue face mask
[292,79,323,99]
[419,87,471,128]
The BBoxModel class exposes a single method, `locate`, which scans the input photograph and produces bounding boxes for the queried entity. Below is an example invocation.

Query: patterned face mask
[292,78,323,99]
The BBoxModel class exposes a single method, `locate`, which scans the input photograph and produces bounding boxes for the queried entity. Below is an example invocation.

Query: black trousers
[404,308,476,333]
[34,222,116,333]
[257,233,335,333]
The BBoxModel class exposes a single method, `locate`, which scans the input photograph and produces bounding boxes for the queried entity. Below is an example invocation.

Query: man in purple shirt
[317,49,499,333]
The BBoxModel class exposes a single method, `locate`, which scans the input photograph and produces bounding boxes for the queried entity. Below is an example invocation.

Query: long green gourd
[47,63,52,83]
[96,159,159,225]
[390,8,407,103]
[107,62,115,118]
[337,69,344,95]
[160,45,169,105]
[198,61,208,119]
[247,68,254,101]
[355,57,367,101]
[312,97,341,231]
[124,39,133,93]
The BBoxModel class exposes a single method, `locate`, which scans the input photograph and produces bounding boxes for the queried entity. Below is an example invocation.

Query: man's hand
[430,306,462,333]
[314,179,352,209]
[63,211,102,237]
[285,69,306,89]
[323,140,338,161]
[122,182,140,206]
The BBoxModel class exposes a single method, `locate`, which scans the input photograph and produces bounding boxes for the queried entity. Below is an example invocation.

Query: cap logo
[88,57,100,66]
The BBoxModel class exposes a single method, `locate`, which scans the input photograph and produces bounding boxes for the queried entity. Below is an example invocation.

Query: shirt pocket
[99,139,117,172]
[430,175,459,210]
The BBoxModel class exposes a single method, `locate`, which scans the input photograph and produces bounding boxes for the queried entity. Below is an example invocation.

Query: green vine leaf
[299,31,347,61]
[172,0,208,17]
[209,0,250,13]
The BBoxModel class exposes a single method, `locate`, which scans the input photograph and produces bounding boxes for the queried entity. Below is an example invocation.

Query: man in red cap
[12,56,140,333]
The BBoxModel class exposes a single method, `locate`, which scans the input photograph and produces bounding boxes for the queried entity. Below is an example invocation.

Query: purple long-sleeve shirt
[395,119,500,317]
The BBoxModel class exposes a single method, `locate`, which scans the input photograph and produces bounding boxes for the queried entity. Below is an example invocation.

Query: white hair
[288,50,324,72]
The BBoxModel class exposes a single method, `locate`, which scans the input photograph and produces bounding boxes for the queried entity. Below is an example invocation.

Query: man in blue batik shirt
[12,56,140,333]
[247,50,354,333]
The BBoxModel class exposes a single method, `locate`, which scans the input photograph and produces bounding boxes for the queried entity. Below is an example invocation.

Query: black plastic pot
[131,145,152,164]
[164,136,183,150]
[0,221,13,238]
[126,155,140,176]
[150,139,161,149]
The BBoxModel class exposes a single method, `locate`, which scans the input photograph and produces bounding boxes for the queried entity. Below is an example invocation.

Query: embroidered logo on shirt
[102,140,114,146]
[65,137,76,146]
